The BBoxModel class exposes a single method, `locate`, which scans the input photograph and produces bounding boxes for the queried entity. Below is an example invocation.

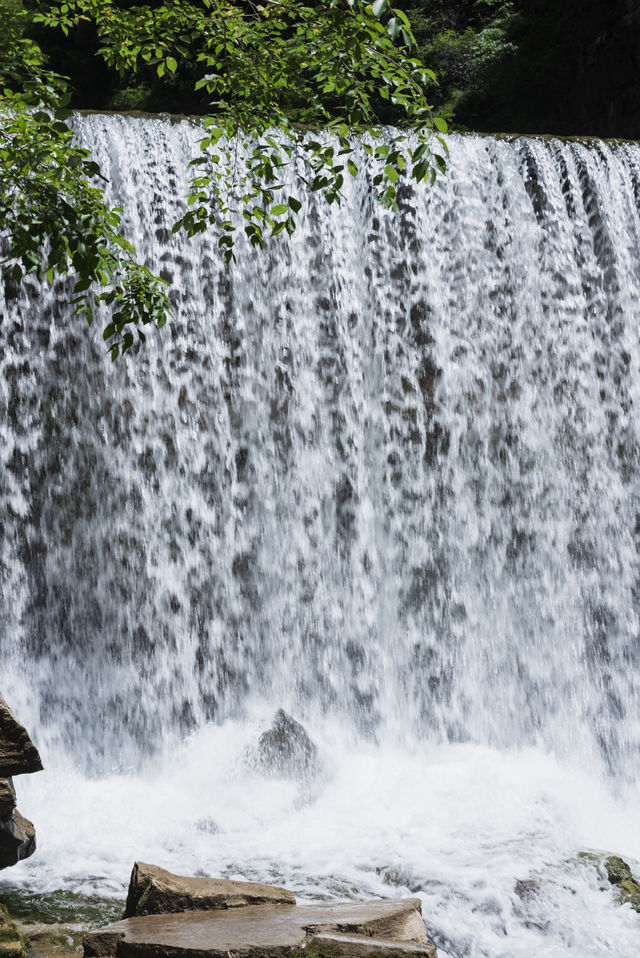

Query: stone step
[83,898,435,958]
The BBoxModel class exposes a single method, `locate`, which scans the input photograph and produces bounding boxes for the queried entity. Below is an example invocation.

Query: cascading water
[2,116,640,957]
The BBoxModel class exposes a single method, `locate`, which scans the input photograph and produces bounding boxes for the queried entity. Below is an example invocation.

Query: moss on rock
[604,856,633,885]
[601,855,640,913]
[0,905,26,956]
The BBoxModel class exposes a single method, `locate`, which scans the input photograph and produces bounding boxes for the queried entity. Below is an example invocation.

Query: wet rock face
[0,810,36,870]
[123,862,296,919]
[252,710,320,780]
[0,699,43,778]
[0,778,16,817]
[0,697,42,871]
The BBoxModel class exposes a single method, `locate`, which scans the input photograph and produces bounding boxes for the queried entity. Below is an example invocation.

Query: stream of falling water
[3,117,640,956]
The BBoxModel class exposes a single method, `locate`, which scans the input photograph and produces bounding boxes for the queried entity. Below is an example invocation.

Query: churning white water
[3,116,640,956]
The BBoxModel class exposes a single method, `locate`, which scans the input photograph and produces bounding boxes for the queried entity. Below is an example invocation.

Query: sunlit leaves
[111,0,448,258]
[2,0,450,357]
[0,94,171,355]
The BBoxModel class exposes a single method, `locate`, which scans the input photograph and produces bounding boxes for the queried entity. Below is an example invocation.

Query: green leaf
[387,17,400,41]
[434,117,448,134]
[166,56,178,74]
[288,197,302,213]
[271,204,288,216]
[372,0,388,17]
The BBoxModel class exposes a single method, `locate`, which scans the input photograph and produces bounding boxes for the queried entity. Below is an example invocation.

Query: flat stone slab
[84,898,434,958]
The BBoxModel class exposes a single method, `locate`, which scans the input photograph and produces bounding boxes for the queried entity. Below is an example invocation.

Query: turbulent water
[3,116,640,956]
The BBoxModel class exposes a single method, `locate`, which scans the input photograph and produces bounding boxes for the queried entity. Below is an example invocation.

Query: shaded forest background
[20,0,640,139]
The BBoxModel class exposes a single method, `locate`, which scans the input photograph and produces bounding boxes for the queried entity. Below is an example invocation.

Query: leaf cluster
[2,0,450,354]
[38,0,447,261]
[1,0,171,357]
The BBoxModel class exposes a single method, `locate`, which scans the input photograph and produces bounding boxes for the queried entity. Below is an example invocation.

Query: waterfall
[2,116,640,957]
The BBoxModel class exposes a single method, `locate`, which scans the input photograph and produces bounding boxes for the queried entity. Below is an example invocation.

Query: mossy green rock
[0,905,25,956]
[603,855,640,912]
[16,922,86,957]
[604,855,633,885]
[616,878,640,913]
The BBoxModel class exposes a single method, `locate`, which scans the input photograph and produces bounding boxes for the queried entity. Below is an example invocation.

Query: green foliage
[0,0,171,357]
[0,903,21,946]
[399,0,517,122]
[32,0,448,263]
[0,93,170,358]
[1,0,449,353]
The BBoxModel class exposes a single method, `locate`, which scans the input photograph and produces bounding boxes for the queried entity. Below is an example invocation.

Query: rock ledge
[84,898,436,958]
[124,862,296,918]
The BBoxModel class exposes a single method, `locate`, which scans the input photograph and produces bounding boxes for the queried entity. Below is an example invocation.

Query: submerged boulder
[86,897,436,958]
[0,699,43,778]
[123,862,296,918]
[252,709,320,780]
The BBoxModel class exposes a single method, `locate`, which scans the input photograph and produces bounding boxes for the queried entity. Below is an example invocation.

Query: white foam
[12,720,640,957]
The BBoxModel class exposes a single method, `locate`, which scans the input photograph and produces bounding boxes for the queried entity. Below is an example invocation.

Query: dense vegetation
[26,0,640,139]
[26,0,519,124]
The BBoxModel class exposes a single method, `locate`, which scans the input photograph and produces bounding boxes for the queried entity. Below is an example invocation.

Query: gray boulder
[252,709,320,780]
